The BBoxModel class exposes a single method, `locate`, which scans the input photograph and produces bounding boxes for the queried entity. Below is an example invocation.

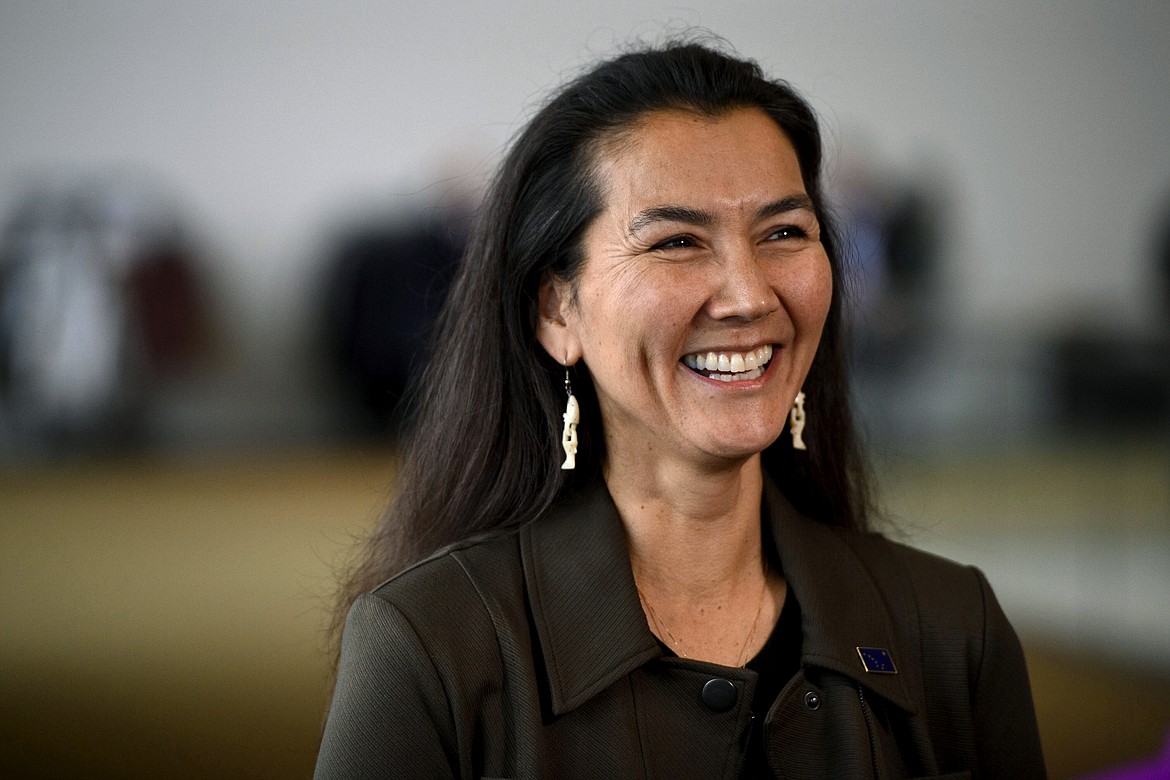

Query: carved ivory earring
[561,367,580,470]
[789,390,807,451]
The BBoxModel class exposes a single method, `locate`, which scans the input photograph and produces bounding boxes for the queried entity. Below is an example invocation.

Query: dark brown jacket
[316,480,1046,779]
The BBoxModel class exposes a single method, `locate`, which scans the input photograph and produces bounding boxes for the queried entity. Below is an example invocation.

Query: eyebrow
[756,194,816,220]
[627,194,816,235]
[628,205,712,234]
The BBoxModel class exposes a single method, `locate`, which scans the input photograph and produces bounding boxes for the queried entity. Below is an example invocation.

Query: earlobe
[536,272,581,365]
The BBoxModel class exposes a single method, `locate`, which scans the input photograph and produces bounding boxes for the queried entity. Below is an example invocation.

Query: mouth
[680,344,773,383]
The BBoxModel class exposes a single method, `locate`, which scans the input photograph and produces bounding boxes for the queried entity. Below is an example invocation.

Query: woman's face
[538,107,832,469]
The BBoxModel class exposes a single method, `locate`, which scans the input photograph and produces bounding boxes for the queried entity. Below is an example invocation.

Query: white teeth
[681,344,773,381]
[714,366,764,382]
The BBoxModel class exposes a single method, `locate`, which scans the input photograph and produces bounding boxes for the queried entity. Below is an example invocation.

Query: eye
[650,235,697,251]
[766,225,807,241]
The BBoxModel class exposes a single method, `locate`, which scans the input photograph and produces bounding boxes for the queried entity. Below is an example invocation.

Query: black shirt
[741,586,802,778]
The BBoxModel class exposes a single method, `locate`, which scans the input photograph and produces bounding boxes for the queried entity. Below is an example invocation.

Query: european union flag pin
[856,647,898,674]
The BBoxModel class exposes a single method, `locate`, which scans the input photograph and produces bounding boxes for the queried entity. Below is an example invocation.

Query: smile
[681,344,773,382]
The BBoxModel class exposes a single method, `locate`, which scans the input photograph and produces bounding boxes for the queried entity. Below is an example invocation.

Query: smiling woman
[316,40,1046,779]
[538,108,832,473]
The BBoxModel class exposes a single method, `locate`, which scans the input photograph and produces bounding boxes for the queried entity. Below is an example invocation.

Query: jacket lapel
[520,484,660,716]
[763,479,919,713]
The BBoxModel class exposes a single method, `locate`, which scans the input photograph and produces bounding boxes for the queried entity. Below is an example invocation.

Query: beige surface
[1,446,1167,778]
[1,448,398,778]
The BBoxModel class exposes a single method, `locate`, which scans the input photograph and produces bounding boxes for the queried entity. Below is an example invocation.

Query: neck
[603,450,785,666]
[606,452,766,595]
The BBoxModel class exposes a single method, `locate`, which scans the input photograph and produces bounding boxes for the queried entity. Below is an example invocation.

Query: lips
[681,344,773,382]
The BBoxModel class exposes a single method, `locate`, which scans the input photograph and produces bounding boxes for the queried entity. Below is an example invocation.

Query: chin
[696,429,783,463]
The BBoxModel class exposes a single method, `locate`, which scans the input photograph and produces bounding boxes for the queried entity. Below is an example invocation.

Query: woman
[316,41,1046,779]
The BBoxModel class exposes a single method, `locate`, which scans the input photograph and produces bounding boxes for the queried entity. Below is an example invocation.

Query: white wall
[3,1,1169,435]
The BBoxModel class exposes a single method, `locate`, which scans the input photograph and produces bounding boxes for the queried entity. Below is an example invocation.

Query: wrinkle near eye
[581,236,663,294]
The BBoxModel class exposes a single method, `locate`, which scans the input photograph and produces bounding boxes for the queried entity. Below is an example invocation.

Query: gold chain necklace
[636,558,770,668]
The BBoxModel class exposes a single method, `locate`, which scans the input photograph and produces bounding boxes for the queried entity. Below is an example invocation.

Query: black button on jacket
[316,479,1047,779]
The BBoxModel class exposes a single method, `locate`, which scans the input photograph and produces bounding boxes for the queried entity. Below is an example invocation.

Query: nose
[706,242,780,322]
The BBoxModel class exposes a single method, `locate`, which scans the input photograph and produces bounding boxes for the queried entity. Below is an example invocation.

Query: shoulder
[327,529,530,738]
[832,533,1044,774]
[840,529,991,631]
[361,527,528,654]
[320,532,529,778]
[834,528,1022,689]
[842,527,974,582]
[837,529,1027,697]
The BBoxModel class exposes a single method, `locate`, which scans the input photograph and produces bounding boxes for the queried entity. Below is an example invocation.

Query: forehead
[592,107,806,211]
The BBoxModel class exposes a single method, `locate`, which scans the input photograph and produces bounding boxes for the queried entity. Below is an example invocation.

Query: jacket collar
[520,477,917,717]
[520,484,660,715]
[761,478,918,714]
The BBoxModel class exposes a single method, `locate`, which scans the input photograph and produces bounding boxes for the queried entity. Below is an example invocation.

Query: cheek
[785,253,833,334]
[812,267,834,329]
[571,289,642,372]
[579,269,696,356]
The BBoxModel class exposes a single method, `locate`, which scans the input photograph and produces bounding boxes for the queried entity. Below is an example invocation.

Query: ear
[535,270,582,366]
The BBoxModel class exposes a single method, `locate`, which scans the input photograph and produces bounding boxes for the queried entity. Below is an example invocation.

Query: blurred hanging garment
[124,247,206,378]
[0,180,208,451]
[322,211,466,435]
[0,194,127,442]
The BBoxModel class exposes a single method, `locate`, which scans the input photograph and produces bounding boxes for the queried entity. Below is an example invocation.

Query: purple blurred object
[1078,730,1170,780]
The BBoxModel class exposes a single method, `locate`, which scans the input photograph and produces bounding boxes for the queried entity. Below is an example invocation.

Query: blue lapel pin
[856,647,898,674]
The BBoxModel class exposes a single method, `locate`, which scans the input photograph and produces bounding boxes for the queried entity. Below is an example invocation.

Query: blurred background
[1,2,1168,777]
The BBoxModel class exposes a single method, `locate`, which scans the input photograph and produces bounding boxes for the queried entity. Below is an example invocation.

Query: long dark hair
[332,39,871,645]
